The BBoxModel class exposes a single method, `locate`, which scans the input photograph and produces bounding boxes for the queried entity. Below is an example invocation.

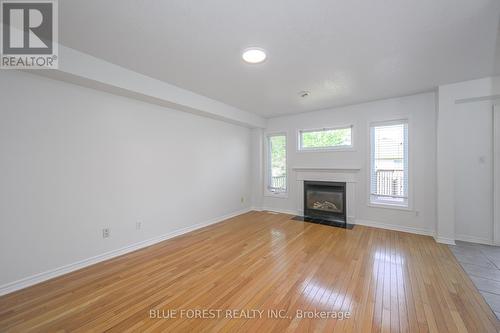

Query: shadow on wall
[493,18,500,91]
[491,15,500,101]
[495,16,500,80]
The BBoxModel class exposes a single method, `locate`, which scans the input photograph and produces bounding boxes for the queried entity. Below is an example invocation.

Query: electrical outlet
[102,228,110,238]
[136,221,142,230]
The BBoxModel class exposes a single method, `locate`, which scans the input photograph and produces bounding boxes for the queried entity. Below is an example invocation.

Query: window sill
[297,147,355,153]
[368,202,412,211]
[264,191,289,199]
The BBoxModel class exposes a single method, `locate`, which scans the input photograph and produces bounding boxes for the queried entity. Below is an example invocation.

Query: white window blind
[370,121,408,207]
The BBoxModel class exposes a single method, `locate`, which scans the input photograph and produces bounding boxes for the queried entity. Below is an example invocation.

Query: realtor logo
[1,0,58,68]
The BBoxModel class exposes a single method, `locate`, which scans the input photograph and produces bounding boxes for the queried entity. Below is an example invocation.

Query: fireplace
[303,181,347,227]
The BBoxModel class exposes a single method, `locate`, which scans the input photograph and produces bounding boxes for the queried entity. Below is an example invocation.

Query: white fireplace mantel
[292,167,360,223]
[292,167,360,183]
[292,167,361,172]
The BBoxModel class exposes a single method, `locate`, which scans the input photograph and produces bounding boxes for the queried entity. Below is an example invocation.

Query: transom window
[370,120,409,207]
[299,126,352,151]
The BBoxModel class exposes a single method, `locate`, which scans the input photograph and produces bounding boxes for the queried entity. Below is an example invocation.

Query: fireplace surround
[292,166,359,228]
[303,180,347,227]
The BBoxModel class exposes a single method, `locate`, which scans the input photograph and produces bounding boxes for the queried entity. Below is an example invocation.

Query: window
[370,121,408,207]
[299,126,352,151]
[267,134,287,194]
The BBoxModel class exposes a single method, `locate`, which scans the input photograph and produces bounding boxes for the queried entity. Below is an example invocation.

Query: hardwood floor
[0,211,498,332]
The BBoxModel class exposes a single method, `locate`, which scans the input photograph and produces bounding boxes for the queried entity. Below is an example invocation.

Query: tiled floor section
[449,241,500,318]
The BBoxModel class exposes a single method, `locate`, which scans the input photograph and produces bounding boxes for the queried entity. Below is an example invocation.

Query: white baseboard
[260,207,300,216]
[355,219,435,237]
[455,234,493,246]
[257,207,435,239]
[0,207,253,296]
[434,236,456,245]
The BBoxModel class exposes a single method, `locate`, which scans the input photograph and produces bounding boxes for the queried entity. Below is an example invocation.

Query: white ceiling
[60,0,500,118]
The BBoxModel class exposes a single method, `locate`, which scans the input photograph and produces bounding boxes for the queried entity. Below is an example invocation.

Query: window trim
[264,132,288,198]
[367,119,412,210]
[297,125,354,152]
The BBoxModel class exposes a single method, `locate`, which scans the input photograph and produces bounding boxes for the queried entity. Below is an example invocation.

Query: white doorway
[454,101,494,244]
[494,102,500,245]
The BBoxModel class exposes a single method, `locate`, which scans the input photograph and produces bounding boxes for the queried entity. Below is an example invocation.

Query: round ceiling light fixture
[242,48,267,64]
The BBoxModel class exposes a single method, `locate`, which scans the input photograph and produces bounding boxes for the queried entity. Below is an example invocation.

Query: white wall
[250,128,264,209]
[0,71,252,288]
[454,101,494,243]
[257,92,437,235]
[437,76,500,244]
[495,103,500,245]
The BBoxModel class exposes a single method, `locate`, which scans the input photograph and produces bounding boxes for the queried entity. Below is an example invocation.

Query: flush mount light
[242,48,267,64]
